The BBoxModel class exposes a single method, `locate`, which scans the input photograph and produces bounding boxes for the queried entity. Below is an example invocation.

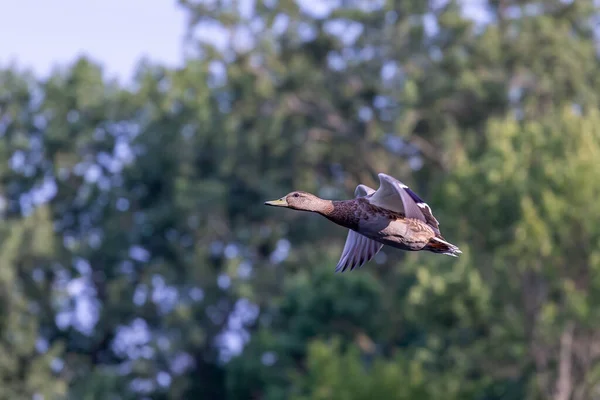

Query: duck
[264,173,461,272]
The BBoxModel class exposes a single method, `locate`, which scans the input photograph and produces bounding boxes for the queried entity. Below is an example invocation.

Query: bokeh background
[1,0,600,399]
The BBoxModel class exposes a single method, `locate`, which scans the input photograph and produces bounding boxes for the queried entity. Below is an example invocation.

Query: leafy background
[1,0,600,399]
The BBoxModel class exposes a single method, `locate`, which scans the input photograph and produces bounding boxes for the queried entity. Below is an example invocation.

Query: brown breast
[324,198,406,230]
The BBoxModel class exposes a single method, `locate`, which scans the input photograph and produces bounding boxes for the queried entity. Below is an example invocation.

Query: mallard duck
[264,173,461,272]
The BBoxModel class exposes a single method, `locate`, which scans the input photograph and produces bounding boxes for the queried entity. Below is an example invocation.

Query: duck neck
[310,198,335,215]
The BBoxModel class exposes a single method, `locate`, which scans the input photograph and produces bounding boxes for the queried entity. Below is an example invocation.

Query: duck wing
[335,184,384,272]
[354,184,376,197]
[368,173,441,235]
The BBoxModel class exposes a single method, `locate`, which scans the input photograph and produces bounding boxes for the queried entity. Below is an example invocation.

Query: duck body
[265,173,461,272]
[324,198,434,252]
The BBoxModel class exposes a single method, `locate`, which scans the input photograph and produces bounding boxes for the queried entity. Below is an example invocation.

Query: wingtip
[377,172,411,191]
[377,172,393,182]
[335,261,348,273]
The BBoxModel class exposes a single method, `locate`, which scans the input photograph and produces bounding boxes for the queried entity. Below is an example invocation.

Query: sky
[0,0,490,82]
[0,0,187,82]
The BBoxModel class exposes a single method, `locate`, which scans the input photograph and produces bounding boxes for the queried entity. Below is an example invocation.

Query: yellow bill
[264,198,288,207]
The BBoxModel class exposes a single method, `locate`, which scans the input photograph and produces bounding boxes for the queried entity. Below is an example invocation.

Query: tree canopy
[1,0,600,399]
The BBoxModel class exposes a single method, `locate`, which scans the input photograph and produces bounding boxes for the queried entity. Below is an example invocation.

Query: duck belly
[359,219,431,251]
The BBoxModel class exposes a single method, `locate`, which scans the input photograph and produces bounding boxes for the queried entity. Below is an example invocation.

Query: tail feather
[424,236,462,257]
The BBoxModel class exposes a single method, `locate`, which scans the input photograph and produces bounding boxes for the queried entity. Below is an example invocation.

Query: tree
[290,338,462,400]
[445,108,600,399]
[0,206,67,399]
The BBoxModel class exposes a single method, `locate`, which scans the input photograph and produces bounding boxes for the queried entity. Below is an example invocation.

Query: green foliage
[0,207,67,399]
[290,338,462,400]
[446,108,600,398]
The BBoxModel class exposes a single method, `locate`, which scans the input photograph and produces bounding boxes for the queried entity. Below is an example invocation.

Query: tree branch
[555,322,575,400]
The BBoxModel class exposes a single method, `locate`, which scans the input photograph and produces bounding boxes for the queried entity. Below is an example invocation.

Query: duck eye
[294,193,300,198]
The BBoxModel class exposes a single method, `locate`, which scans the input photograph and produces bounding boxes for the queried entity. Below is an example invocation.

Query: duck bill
[264,198,288,207]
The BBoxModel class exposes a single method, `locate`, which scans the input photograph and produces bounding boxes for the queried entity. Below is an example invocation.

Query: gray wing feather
[368,173,428,224]
[335,230,383,272]
[355,184,376,197]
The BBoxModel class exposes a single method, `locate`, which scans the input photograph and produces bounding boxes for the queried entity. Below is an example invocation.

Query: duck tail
[424,236,462,257]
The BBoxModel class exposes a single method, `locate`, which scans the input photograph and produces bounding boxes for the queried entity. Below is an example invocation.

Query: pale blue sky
[0,0,491,82]
[0,0,186,81]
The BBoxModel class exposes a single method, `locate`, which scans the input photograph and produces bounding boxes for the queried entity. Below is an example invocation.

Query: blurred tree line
[1,0,600,398]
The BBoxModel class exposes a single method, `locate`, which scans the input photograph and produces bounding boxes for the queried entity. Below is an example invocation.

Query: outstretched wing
[335,230,383,272]
[367,173,441,235]
[396,178,441,235]
[335,184,383,272]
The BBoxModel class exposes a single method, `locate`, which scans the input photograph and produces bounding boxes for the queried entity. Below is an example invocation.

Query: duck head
[264,191,326,212]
